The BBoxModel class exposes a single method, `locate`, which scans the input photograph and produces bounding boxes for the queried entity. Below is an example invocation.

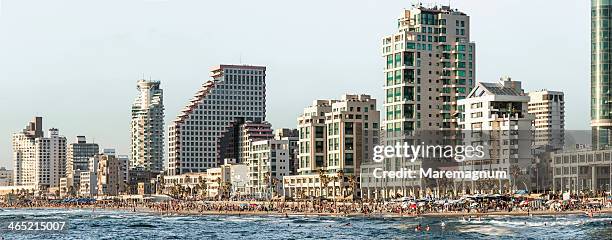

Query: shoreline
[9,206,612,218]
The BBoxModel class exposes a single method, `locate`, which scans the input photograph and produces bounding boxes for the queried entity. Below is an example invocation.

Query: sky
[0,0,590,168]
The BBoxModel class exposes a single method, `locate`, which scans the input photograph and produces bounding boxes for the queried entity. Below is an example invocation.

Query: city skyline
[0,0,590,168]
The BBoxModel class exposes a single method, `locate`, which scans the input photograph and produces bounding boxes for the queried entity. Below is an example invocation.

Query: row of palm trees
[316,169,358,199]
[162,175,235,200]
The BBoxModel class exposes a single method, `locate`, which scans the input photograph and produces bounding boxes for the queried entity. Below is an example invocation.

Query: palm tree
[157,175,165,194]
[347,175,357,199]
[171,183,180,198]
[67,186,75,197]
[198,177,207,199]
[84,183,89,197]
[320,174,330,198]
[337,170,345,198]
[509,165,522,193]
[317,169,325,197]
[263,172,271,199]
[216,177,222,200]
[271,177,280,197]
[223,182,233,199]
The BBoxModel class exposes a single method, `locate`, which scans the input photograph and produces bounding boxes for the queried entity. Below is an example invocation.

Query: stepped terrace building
[168,65,266,175]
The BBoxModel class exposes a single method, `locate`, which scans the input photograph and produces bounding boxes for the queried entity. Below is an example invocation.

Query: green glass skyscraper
[592,0,612,149]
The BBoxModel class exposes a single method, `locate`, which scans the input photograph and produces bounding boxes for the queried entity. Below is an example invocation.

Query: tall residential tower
[376,5,476,196]
[130,80,164,173]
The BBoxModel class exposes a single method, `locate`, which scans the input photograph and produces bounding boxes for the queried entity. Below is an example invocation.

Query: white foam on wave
[455,225,513,236]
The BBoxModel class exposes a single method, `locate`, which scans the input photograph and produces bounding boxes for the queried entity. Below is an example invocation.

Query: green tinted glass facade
[592,0,612,148]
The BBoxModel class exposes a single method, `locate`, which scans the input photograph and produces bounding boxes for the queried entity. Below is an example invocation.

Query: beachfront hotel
[12,117,67,192]
[457,77,534,193]
[167,64,266,176]
[130,79,164,173]
[283,94,379,199]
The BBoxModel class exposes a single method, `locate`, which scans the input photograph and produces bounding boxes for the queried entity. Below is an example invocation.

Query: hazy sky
[0,0,590,168]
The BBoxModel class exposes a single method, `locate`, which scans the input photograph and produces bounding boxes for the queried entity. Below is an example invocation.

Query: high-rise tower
[130,80,164,173]
[592,0,612,149]
[373,5,476,196]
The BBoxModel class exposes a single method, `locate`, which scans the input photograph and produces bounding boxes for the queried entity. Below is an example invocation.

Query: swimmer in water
[415,224,422,232]
[425,225,430,232]
[440,221,446,228]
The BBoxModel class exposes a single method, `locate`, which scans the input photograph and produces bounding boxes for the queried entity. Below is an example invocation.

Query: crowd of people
[2,194,610,217]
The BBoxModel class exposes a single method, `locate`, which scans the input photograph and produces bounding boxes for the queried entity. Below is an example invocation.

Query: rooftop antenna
[239,52,243,64]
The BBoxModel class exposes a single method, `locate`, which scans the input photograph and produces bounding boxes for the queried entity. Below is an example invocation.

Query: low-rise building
[248,138,295,198]
[552,149,612,194]
[0,167,13,186]
[161,172,208,198]
[204,160,248,199]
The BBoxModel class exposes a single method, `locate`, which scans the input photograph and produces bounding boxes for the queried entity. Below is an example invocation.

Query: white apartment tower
[383,5,475,133]
[130,79,164,173]
[284,94,380,199]
[458,77,534,193]
[528,90,565,150]
[12,117,67,191]
[168,65,266,175]
[378,5,476,195]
